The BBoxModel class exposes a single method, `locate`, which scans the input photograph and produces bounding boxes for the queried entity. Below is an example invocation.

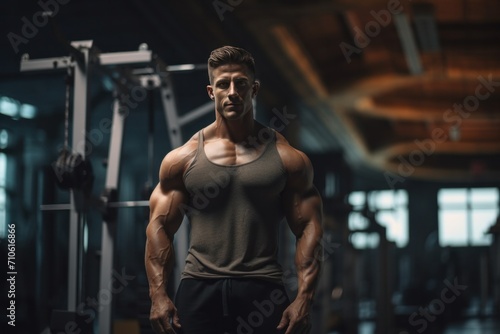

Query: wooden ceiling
[2,0,499,185]
[232,0,500,183]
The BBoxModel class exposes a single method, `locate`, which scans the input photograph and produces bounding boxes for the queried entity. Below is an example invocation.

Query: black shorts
[174,278,291,334]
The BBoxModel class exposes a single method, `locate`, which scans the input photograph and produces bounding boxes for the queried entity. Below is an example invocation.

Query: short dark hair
[207,46,256,83]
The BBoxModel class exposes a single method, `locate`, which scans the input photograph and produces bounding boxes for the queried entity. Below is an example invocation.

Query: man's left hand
[276,298,312,334]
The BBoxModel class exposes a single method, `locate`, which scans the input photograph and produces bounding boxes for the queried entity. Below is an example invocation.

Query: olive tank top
[181,128,287,283]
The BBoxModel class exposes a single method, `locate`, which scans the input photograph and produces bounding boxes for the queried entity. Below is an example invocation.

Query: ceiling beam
[354,97,500,121]
[382,162,500,183]
[373,141,500,164]
[393,13,423,75]
[271,25,328,98]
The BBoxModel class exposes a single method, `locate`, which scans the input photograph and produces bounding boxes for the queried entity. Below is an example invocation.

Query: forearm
[294,221,323,305]
[145,218,175,299]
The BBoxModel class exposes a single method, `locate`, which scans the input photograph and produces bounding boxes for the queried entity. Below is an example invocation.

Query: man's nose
[228,82,237,96]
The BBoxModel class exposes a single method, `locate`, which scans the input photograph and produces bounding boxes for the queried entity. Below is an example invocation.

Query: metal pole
[394,13,423,75]
[98,95,126,334]
[68,40,93,311]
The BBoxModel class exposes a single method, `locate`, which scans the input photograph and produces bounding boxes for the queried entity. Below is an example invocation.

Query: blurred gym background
[1,0,499,333]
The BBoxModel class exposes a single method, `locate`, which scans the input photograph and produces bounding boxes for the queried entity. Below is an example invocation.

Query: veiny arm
[278,148,324,334]
[145,149,190,334]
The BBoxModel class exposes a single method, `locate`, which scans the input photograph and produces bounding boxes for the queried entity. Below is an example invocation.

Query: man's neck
[213,114,256,143]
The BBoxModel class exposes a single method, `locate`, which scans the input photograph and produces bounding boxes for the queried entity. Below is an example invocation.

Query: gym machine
[488,216,500,317]
[349,204,395,334]
[21,40,212,334]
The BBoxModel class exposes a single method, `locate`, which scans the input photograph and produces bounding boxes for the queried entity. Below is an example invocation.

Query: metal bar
[166,64,207,72]
[105,98,125,189]
[40,200,150,211]
[67,209,78,313]
[20,56,73,72]
[178,101,214,126]
[108,200,149,208]
[40,203,72,211]
[98,96,126,334]
[98,50,152,66]
[21,46,157,95]
[412,3,441,53]
[132,68,155,75]
[394,13,423,75]
[132,63,207,76]
[160,74,183,147]
[67,40,92,312]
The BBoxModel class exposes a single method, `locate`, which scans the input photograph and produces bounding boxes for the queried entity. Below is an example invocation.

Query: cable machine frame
[21,40,212,334]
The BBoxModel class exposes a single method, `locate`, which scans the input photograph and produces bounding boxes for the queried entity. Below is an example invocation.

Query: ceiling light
[19,104,37,119]
[449,125,461,141]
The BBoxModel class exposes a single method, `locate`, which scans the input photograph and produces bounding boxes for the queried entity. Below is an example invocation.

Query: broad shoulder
[275,132,313,184]
[159,131,199,184]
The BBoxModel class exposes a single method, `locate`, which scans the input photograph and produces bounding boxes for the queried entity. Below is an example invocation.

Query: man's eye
[217,82,229,88]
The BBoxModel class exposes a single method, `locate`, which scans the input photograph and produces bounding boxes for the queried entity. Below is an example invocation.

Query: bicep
[281,150,323,237]
[283,185,323,238]
[148,183,189,238]
[147,146,193,237]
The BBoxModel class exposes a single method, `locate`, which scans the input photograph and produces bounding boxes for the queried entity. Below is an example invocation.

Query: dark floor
[442,318,500,334]
[331,318,500,334]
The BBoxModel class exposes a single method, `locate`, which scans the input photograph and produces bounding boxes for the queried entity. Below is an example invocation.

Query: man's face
[207,63,259,121]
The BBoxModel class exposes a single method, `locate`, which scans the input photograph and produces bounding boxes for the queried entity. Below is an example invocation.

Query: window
[0,152,7,238]
[438,188,499,247]
[348,190,409,248]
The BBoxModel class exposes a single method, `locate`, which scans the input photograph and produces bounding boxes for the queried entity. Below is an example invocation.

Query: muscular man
[145,46,323,334]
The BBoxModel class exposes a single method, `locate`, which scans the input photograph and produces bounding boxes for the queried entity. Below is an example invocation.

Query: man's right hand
[149,294,181,334]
